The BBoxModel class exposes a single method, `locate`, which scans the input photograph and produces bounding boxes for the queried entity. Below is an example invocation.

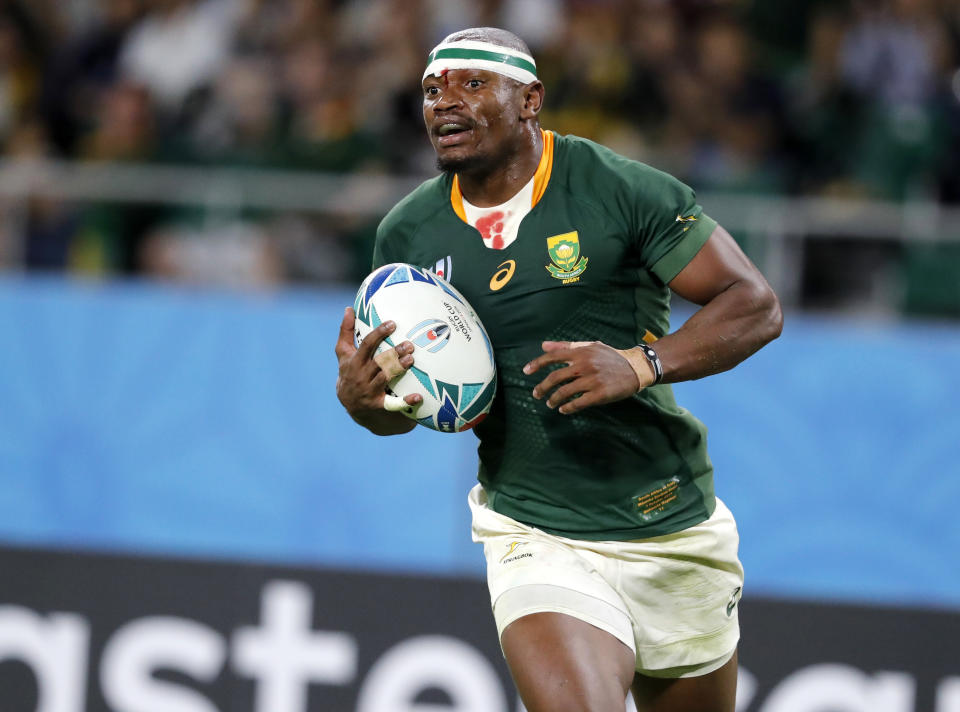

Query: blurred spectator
[841,0,946,107]
[684,14,787,192]
[72,80,163,275]
[278,37,384,172]
[621,0,682,136]
[535,3,632,143]
[0,11,39,148]
[39,0,141,156]
[139,219,283,289]
[118,0,242,119]
[495,0,566,52]
[0,0,956,307]
[187,54,284,165]
[4,119,80,271]
[80,80,155,161]
[234,0,331,55]
[838,0,952,199]
[784,7,863,195]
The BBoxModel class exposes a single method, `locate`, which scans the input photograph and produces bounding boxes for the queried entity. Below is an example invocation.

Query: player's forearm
[655,278,782,384]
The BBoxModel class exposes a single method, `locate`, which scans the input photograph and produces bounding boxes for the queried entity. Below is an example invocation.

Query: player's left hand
[523,341,641,415]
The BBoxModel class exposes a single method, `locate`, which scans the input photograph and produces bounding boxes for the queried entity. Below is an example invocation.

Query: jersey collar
[450,129,554,224]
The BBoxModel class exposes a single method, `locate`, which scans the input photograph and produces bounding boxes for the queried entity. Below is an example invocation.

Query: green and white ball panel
[354,263,497,433]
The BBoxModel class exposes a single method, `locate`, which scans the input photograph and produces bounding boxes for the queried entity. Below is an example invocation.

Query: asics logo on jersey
[489,260,516,291]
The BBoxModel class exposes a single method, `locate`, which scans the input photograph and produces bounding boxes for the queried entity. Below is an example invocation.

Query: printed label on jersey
[499,541,532,564]
[489,260,516,291]
[633,476,680,521]
[545,232,588,283]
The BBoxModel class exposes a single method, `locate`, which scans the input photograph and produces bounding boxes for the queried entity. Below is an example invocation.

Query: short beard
[436,151,494,175]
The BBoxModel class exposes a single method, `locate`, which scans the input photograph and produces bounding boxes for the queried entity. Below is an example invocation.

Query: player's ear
[519,81,544,120]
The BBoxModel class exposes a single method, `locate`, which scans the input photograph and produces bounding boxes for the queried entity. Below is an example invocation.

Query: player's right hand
[335,307,421,433]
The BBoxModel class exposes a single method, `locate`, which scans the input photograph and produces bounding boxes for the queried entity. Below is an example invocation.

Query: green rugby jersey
[372,131,719,540]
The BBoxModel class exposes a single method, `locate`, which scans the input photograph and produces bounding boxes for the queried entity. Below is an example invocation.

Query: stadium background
[1,0,959,710]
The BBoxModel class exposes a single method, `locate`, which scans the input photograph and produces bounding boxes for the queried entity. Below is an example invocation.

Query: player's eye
[467,79,482,89]
[424,85,440,97]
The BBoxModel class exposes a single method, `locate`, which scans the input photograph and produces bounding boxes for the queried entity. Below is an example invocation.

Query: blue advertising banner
[1,277,958,608]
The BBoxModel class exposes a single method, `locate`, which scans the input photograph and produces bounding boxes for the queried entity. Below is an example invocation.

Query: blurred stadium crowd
[1,0,959,309]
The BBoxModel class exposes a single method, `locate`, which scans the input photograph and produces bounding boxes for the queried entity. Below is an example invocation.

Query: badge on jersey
[545,232,588,283]
[432,256,453,281]
[675,213,698,232]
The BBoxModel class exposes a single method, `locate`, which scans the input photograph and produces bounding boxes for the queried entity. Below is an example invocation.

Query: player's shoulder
[377,174,451,241]
[552,132,690,197]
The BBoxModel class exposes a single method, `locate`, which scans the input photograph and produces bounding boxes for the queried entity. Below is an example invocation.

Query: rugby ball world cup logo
[545,231,588,283]
[407,319,452,353]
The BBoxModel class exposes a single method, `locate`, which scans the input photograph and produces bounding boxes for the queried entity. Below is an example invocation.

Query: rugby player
[336,26,782,712]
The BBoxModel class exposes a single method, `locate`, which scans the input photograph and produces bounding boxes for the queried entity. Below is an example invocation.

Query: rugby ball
[353,263,497,433]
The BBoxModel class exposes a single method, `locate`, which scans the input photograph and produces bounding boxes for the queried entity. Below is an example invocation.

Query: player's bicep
[668,225,768,306]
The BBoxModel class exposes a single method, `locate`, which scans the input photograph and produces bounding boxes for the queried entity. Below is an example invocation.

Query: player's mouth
[435,121,474,147]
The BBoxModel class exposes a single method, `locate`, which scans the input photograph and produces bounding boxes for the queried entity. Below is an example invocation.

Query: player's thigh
[631,649,738,712]
[502,611,636,712]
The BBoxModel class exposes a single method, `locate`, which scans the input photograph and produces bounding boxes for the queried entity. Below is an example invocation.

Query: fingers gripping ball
[353,263,497,432]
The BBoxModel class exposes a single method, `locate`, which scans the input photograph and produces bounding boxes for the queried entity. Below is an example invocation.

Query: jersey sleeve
[619,163,717,284]
[371,209,410,269]
[371,221,395,269]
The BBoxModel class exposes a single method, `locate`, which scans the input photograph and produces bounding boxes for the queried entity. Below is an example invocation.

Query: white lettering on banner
[938,677,960,712]
[356,635,507,712]
[760,664,914,712]
[0,606,89,712]
[4,586,960,712]
[100,617,225,712]
[232,580,358,712]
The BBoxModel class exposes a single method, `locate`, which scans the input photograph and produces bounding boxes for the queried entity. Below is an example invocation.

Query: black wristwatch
[636,343,664,385]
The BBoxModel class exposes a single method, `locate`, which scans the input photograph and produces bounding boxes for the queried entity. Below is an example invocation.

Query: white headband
[423,39,538,85]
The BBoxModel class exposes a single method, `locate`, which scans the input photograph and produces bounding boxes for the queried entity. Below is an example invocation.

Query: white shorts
[469,484,744,678]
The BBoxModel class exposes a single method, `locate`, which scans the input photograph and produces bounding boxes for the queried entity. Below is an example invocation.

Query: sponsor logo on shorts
[498,541,532,564]
[726,586,742,617]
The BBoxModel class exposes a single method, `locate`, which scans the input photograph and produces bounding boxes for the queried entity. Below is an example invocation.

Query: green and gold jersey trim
[450,129,555,223]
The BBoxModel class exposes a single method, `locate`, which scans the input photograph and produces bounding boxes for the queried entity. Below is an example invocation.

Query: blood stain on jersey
[476,211,507,250]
